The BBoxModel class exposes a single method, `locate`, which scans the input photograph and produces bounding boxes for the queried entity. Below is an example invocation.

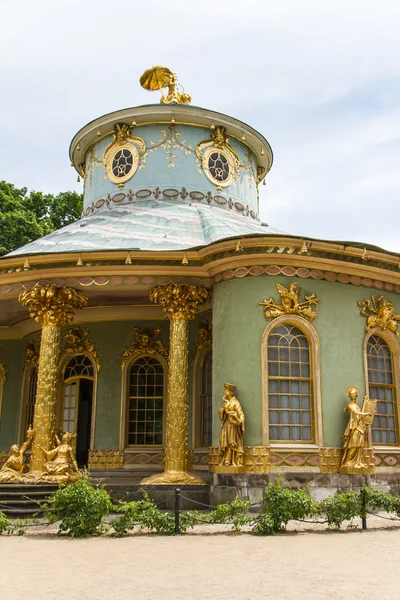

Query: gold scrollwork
[24,340,40,368]
[143,124,193,168]
[209,446,270,473]
[193,320,212,356]
[259,282,319,322]
[104,123,146,187]
[358,295,400,336]
[62,327,100,371]
[120,326,169,369]
[196,127,238,188]
[0,362,6,384]
[88,449,124,470]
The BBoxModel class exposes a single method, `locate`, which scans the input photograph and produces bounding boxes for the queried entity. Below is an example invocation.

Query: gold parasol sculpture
[140,66,191,105]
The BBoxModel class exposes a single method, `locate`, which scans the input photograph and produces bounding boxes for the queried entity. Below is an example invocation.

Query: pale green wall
[0,340,25,450]
[0,316,210,452]
[212,275,400,448]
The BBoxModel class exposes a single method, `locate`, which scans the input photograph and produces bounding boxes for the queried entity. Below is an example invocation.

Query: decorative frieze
[88,449,124,470]
[319,448,342,473]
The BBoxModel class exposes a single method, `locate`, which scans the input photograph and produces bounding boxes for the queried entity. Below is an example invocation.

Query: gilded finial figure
[358,295,400,336]
[259,282,319,322]
[218,383,245,467]
[0,427,34,482]
[36,431,81,482]
[339,386,377,473]
[140,66,191,105]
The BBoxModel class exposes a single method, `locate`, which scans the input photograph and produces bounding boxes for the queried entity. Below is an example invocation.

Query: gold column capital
[19,284,87,326]
[149,284,211,320]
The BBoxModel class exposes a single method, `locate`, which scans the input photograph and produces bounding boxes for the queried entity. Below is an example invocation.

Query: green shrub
[189,497,252,532]
[44,477,112,537]
[362,487,400,516]
[318,491,362,528]
[258,478,317,533]
[0,511,10,535]
[111,495,177,536]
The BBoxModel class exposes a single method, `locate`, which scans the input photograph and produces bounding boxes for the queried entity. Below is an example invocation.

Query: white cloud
[0,0,399,252]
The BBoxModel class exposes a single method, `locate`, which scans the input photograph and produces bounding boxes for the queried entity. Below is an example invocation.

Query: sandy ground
[1,521,400,600]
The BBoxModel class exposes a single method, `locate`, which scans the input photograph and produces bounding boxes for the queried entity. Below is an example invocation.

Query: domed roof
[7,198,283,256]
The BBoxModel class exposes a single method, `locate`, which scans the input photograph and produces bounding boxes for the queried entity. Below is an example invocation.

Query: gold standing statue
[340,386,377,473]
[218,383,245,467]
[0,427,35,482]
[36,431,81,482]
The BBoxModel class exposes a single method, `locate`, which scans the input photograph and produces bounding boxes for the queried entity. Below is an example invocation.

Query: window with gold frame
[127,356,164,446]
[267,324,313,442]
[366,334,397,445]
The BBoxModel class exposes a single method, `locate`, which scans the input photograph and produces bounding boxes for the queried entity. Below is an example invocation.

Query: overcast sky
[0,0,399,251]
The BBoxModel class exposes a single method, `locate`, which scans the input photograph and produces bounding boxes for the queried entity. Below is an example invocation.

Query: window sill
[269,443,320,452]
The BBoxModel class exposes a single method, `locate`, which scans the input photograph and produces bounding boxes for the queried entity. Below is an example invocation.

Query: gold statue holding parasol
[140,66,191,105]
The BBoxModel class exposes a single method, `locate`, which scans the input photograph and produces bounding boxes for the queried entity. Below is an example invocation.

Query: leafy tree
[0,181,82,256]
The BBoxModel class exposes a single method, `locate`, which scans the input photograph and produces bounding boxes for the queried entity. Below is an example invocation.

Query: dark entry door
[75,378,93,468]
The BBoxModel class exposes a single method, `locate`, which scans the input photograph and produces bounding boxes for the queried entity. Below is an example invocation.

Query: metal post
[360,488,367,530]
[174,488,181,535]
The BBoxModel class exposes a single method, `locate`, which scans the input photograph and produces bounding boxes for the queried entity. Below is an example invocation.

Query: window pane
[127,357,164,445]
[267,324,313,442]
[367,335,397,444]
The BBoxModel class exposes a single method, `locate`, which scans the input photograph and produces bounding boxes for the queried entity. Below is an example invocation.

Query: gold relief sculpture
[24,340,40,368]
[259,282,319,322]
[196,127,238,187]
[358,295,400,336]
[218,383,245,468]
[19,284,87,326]
[120,326,169,369]
[319,448,342,473]
[339,386,377,474]
[0,362,6,383]
[104,123,147,187]
[19,284,87,474]
[142,284,211,486]
[193,320,212,356]
[0,427,34,483]
[140,66,191,105]
[88,449,124,470]
[36,431,81,483]
[62,327,100,371]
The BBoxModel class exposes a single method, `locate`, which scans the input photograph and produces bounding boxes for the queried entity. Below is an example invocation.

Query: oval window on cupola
[106,144,139,184]
[202,146,235,187]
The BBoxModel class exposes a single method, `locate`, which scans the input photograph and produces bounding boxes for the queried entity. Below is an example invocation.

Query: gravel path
[1,520,400,600]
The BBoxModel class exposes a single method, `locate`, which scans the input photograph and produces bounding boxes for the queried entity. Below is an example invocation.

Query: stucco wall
[212,275,400,448]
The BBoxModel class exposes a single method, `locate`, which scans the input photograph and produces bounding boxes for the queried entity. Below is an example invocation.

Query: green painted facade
[213,274,400,448]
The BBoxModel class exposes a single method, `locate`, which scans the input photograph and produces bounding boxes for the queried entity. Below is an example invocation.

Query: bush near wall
[2,478,400,538]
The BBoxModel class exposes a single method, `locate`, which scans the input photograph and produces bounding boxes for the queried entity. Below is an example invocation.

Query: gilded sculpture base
[209,446,270,474]
[141,470,207,486]
[0,471,82,485]
[320,447,376,474]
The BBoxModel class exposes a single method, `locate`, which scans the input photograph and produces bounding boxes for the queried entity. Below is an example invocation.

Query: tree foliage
[0,181,82,256]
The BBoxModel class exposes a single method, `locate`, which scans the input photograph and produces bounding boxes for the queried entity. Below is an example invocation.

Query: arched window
[127,357,164,446]
[61,354,94,468]
[25,366,37,431]
[366,334,397,445]
[267,323,313,442]
[200,351,212,446]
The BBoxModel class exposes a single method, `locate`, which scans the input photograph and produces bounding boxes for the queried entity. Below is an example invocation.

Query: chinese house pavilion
[1,67,400,502]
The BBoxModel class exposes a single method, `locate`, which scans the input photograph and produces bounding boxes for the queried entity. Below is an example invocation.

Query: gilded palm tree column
[142,284,211,485]
[19,285,87,473]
